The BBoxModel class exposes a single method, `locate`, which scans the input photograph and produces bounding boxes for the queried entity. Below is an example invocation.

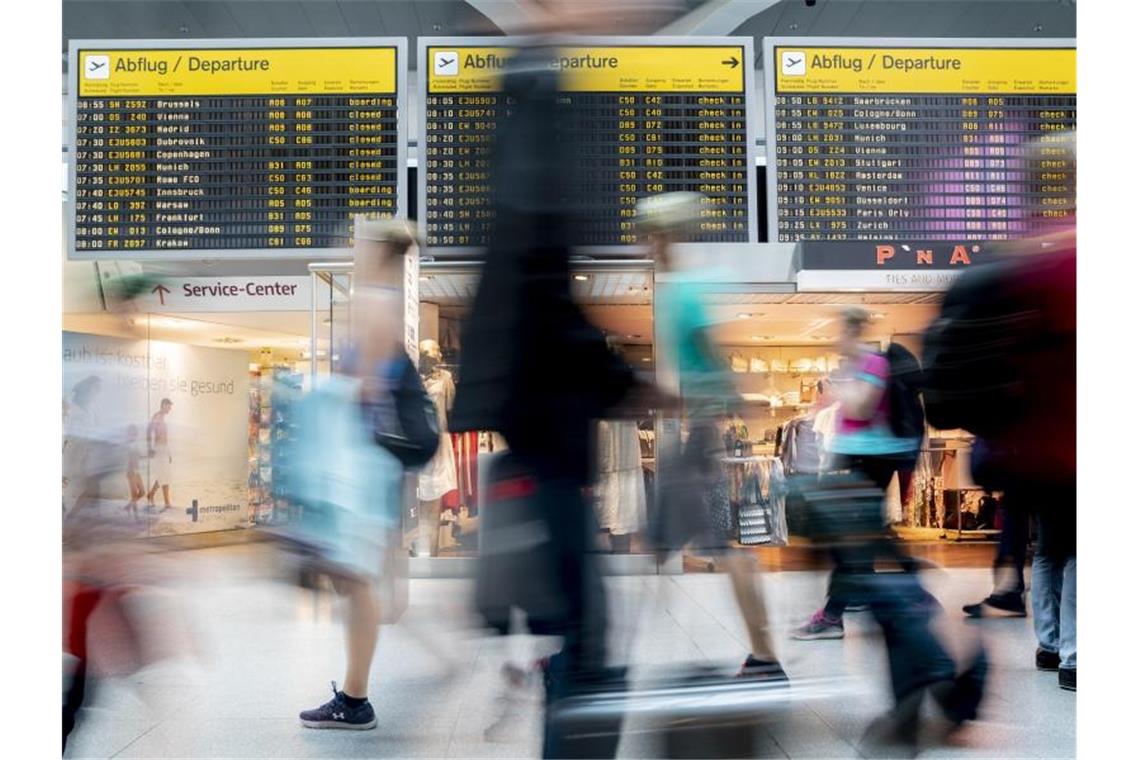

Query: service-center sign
[139,276,316,312]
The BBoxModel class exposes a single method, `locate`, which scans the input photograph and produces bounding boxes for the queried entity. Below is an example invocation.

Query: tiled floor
[65,545,1074,759]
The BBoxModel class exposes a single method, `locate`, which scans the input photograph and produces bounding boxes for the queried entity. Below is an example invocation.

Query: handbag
[368,351,440,469]
[474,452,568,634]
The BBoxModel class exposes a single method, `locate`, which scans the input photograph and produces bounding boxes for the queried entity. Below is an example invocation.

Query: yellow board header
[427,46,745,93]
[77,47,398,97]
[774,47,1075,94]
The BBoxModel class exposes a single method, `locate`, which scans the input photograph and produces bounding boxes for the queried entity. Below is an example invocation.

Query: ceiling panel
[299,1,353,36]
[804,0,864,37]
[734,0,1076,55]
[180,1,243,37]
[337,0,388,35]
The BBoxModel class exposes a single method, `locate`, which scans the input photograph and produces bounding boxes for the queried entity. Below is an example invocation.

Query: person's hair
[354,217,418,250]
[841,306,871,335]
[160,398,173,407]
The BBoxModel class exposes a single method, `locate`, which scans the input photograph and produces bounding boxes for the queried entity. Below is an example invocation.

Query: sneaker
[792,609,844,640]
[299,682,377,730]
[1036,648,1061,672]
[932,647,988,725]
[736,654,789,682]
[962,593,1026,618]
[1059,668,1076,692]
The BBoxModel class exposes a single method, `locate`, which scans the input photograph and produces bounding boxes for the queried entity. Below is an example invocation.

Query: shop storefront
[63,264,322,538]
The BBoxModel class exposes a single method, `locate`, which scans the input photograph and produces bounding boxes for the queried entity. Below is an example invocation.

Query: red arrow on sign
[152,283,171,305]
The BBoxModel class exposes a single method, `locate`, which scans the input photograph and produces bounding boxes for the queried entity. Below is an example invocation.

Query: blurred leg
[338,577,381,698]
[722,552,776,661]
[1031,547,1062,654]
[1059,556,1076,670]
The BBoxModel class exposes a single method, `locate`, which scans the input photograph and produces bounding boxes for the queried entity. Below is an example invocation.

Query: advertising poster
[62,331,250,536]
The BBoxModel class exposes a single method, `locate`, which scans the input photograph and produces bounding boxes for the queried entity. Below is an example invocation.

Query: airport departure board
[67,39,406,259]
[420,38,759,250]
[764,40,1075,244]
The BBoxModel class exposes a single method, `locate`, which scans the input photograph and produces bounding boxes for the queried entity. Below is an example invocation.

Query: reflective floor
[65,545,1075,759]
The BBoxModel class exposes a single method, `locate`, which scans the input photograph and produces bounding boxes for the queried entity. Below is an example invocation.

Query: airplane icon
[781,51,806,76]
[85,54,110,79]
[434,50,459,76]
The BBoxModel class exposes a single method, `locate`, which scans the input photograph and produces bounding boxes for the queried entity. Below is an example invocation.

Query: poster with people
[62,331,250,536]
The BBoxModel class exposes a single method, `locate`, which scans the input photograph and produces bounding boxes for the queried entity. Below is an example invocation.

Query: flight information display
[68,39,406,259]
[764,40,1076,244]
[420,38,759,249]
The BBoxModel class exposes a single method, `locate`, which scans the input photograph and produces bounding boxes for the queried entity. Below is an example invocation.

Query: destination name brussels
[113,56,271,75]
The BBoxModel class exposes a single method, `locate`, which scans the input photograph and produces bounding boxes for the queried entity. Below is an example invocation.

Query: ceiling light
[640,357,651,362]
[737,312,751,319]
[420,275,433,282]
[751,335,762,341]
[573,274,590,282]
[213,337,242,344]
[870,312,886,320]
[627,334,641,339]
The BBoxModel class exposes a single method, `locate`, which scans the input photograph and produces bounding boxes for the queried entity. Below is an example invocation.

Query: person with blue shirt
[641,192,785,681]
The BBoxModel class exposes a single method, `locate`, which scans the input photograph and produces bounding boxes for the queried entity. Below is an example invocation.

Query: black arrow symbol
[722,57,740,69]
[152,283,171,305]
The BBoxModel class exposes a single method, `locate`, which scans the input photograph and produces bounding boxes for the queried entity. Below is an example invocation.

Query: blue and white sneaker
[299,681,377,730]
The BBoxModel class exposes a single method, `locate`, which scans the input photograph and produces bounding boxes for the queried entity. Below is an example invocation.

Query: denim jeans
[1031,514,1076,670]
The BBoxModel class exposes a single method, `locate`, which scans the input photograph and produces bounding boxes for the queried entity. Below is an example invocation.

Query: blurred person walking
[792,308,927,640]
[923,132,1076,690]
[640,191,786,681]
[924,232,1075,688]
[450,41,660,759]
[63,276,181,751]
[283,219,427,730]
[786,308,987,753]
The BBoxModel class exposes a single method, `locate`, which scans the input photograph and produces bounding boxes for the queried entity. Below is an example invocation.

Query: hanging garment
[417,370,460,501]
[593,420,647,536]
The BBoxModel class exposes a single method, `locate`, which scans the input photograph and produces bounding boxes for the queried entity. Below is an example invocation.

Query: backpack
[920,260,1029,437]
[883,342,925,443]
[366,351,441,470]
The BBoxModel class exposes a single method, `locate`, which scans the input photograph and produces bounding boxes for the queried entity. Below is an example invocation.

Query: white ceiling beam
[656,0,782,36]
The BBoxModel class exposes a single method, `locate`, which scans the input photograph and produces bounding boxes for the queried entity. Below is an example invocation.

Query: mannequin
[415,338,458,555]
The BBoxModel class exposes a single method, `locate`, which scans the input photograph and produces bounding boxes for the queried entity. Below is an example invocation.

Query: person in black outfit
[450,42,661,759]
